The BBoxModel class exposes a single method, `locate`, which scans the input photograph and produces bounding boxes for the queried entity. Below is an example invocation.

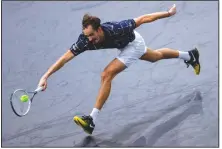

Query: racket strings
[11,90,31,116]
[15,94,25,111]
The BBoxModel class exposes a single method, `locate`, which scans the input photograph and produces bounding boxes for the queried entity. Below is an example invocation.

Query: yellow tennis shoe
[184,48,201,75]
[73,115,95,134]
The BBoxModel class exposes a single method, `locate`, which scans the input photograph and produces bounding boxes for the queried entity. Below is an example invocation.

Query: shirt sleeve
[70,34,89,56]
[117,19,136,34]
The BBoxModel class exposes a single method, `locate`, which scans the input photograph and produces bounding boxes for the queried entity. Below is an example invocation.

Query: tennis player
[38,4,200,134]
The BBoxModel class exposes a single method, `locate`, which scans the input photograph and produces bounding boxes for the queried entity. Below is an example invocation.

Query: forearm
[42,57,66,79]
[141,11,170,23]
[41,50,75,79]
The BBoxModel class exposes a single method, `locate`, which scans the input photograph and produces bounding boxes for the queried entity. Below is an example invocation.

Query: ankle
[90,108,100,123]
[178,51,190,61]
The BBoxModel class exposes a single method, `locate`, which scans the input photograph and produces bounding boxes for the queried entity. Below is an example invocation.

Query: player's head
[82,14,103,44]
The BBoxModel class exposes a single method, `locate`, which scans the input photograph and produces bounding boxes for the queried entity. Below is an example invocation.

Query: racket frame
[10,86,42,117]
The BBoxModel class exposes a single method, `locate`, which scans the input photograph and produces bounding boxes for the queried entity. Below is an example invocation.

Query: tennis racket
[10,86,43,117]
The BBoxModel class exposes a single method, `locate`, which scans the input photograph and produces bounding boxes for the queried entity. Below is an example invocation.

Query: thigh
[140,47,160,62]
[104,58,126,76]
[117,31,147,67]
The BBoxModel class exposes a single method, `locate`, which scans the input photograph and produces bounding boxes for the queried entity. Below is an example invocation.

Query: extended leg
[140,47,200,75]
[94,58,126,110]
[73,58,126,134]
[140,47,190,62]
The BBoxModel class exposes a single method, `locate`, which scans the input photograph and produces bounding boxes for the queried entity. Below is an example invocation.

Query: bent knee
[150,51,164,62]
[101,70,115,82]
[140,49,164,63]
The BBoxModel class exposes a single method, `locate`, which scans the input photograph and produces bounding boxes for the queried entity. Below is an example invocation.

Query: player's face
[83,25,103,44]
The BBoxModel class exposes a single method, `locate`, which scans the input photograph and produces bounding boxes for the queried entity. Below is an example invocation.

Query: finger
[44,83,47,90]
[41,83,45,91]
[43,87,46,91]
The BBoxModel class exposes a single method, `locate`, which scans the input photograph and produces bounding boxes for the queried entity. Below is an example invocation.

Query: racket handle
[35,86,43,92]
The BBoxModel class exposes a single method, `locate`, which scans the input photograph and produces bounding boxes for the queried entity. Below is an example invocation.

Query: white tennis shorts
[116,31,147,67]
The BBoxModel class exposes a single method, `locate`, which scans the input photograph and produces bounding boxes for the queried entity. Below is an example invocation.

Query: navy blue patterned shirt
[70,19,136,56]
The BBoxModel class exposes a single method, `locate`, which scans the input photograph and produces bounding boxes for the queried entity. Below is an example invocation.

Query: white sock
[90,108,100,123]
[178,51,191,61]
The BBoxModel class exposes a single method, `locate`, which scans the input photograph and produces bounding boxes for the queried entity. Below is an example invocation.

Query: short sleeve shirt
[70,19,136,56]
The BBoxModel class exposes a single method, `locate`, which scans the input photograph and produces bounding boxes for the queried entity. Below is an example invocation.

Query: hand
[168,4,176,16]
[38,77,48,91]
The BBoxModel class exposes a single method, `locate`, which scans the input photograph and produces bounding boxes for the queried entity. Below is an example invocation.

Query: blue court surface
[2,1,218,147]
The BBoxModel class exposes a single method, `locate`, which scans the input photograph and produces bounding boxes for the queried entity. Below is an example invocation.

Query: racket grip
[35,86,43,92]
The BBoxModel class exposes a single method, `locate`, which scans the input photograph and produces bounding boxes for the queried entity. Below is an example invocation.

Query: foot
[184,48,200,75]
[73,115,95,134]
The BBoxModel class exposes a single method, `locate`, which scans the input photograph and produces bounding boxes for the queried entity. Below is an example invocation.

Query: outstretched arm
[38,49,75,90]
[134,4,176,28]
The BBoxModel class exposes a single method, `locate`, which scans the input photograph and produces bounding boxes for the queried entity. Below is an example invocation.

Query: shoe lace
[82,115,94,125]
[82,115,91,120]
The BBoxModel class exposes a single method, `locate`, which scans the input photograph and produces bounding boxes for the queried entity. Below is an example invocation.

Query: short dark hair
[82,13,101,30]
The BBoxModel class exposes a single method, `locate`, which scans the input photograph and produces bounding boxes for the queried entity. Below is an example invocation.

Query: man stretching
[38,4,200,134]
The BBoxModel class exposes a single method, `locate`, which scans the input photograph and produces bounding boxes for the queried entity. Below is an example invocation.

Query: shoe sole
[73,117,92,134]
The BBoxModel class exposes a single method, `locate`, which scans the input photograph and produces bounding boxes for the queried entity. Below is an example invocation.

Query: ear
[97,26,102,32]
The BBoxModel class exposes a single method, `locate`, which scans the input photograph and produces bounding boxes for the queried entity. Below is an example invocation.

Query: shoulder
[77,33,88,41]
[119,19,136,28]
[75,33,90,46]
[101,21,122,35]
[102,19,135,25]
[102,19,136,30]
[70,33,89,54]
[101,21,118,29]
